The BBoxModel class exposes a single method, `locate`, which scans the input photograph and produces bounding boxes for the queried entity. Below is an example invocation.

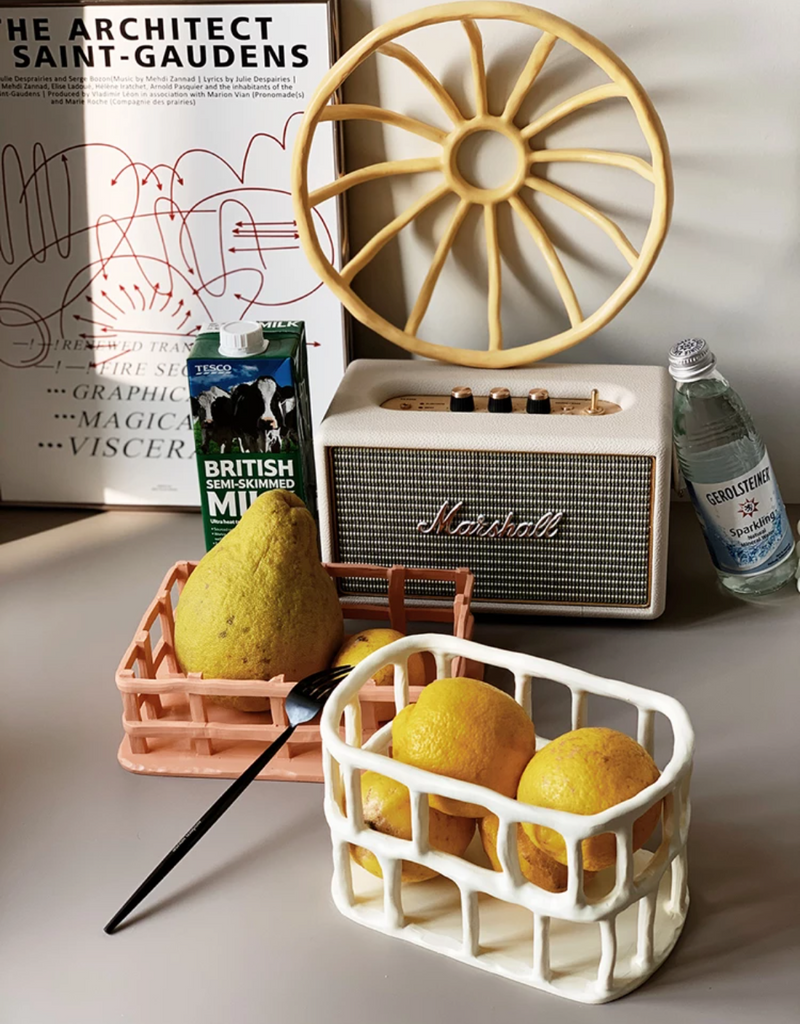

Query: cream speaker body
[316,361,672,618]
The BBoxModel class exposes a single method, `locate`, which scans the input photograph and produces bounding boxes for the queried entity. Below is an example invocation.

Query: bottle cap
[668,337,716,381]
[488,386,512,413]
[218,320,267,357]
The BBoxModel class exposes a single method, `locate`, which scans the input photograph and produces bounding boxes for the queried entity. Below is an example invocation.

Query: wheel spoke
[521,84,626,141]
[524,175,639,267]
[379,42,465,125]
[528,148,655,182]
[503,32,557,122]
[406,198,471,334]
[319,104,448,145]
[341,182,452,284]
[461,19,488,117]
[309,157,442,208]
[484,204,503,350]
[508,194,582,327]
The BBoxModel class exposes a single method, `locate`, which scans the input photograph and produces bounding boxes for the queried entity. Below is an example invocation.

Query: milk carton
[188,320,315,548]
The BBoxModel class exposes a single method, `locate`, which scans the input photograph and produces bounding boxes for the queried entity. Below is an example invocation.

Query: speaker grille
[329,447,654,607]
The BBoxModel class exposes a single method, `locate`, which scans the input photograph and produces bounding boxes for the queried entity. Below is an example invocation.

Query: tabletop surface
[0,505,797,1024]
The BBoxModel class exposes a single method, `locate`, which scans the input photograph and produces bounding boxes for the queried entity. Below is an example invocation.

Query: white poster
[0,2,344,506]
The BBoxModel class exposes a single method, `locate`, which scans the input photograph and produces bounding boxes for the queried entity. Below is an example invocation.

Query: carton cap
[218,320,267,357]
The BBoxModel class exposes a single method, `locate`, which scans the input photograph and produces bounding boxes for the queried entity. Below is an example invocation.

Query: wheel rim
[292,1,673,368]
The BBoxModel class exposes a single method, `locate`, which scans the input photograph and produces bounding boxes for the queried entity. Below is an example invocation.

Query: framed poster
[0,1,345,507]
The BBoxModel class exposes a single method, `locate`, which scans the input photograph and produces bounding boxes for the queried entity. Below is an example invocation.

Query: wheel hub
[444,116,529,204]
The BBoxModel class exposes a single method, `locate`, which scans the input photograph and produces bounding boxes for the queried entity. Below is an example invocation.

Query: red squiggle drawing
[0,115,334,369]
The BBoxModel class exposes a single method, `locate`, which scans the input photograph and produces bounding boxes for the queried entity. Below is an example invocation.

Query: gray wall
[336,0,800,499]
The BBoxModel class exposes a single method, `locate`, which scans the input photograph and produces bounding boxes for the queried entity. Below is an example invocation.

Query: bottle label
[686,453,794,575]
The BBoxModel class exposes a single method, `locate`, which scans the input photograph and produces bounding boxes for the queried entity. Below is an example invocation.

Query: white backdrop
[333,0,800,498]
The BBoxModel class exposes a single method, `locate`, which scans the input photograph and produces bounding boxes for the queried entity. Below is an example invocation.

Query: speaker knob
[449,386,475,412]
[488,386,512,413]
[526,388,551,414]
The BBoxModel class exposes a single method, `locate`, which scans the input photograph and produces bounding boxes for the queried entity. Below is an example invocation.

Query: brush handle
[104,724,296,934]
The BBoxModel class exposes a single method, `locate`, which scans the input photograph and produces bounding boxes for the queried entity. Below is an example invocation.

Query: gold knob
[488,386,512,413]
[526,388,551,414]
[449,385,475,412]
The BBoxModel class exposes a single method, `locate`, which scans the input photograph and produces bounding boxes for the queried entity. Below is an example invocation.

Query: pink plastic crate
[115,561,480,782]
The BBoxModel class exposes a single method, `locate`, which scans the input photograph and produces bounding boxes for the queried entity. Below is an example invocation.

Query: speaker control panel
[381,388,621,416]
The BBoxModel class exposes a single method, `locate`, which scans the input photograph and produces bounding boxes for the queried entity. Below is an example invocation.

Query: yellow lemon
[516,727,661,872]
[392,677,535,818]
[333,629,427,687]
[478,814,569,893]
[350,770,475,883]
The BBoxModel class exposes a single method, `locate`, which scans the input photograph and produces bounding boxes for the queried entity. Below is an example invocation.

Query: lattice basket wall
[320,634,694,1004]
[115,563,479,783]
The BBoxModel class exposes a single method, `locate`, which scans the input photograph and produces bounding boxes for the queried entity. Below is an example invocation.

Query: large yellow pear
[391,677,535,817]
[333,628,427,687]
[350,770,475,883]
[174,491,343,711]
[516,728,662,872]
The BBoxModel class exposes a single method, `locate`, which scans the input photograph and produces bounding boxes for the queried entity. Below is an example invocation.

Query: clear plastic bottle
[669,338,797,595]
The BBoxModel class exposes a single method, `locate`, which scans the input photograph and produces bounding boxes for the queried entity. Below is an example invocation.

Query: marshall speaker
[316,360,672,618]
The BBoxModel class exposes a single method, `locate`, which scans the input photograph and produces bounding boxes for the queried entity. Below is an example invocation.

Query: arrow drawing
[74,315,115,329]
[100,290,125,315]
[228,245,299,253]
[86,295,116,320]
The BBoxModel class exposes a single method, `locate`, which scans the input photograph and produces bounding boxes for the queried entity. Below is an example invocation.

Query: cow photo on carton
[191,376,297,455]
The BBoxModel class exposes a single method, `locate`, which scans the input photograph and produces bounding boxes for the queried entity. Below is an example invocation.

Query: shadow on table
[645,811,796,993]
[0,507,100,545]
[114,809,322,933]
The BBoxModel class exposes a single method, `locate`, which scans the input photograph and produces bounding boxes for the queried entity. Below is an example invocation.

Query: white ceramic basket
[319,635,694,1005]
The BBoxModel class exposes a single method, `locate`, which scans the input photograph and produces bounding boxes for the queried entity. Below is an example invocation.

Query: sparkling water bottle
[669,338,797,595]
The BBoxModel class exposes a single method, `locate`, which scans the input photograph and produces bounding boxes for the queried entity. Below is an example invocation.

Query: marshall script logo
[417,501,564,539]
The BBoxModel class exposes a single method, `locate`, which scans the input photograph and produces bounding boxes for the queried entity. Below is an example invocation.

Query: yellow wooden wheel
[291,1,673,368]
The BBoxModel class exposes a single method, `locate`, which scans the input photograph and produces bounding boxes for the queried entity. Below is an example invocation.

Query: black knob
[526,388,551,414]
[450,386,474,412]
[488,386,512,413]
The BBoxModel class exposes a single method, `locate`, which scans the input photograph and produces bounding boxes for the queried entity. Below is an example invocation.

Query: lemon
[174,491,343,712]
[516,727,661,871]
[392,677,535,818]
[351,770,475,883]
[333,629,427,687]
[478,814,569,892]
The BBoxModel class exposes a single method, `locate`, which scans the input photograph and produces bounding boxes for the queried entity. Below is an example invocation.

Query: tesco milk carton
[188,320,315,548]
